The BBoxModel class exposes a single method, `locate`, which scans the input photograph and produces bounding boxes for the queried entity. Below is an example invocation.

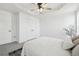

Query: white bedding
[21,37,71,56]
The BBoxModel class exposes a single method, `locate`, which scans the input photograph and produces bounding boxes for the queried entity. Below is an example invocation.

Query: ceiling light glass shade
[37,8,43,13]
[42,3,47,8]
[39,8,43,12]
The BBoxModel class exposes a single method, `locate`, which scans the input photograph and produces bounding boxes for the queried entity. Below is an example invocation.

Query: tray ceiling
[0,3,79,16]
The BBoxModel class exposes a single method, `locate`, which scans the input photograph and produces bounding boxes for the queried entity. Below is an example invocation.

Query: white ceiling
[0,3,79,16]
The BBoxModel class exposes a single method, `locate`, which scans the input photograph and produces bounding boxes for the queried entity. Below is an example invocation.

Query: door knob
[9,30,11,32]
[31,29,34,31]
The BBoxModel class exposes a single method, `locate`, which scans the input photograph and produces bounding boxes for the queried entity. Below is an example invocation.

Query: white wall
[40,12,75,40]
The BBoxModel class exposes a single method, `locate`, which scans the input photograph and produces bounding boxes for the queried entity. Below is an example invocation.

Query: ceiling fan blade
[30,9,35,11]
[46,8,52,10]
[43,7,52,10]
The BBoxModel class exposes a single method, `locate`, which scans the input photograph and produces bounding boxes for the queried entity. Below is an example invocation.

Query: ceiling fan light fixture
[39,8,43,12]
[37,3,47,13]
[41,3,47,8]
[31,3,52,14]
[37,8,43,13]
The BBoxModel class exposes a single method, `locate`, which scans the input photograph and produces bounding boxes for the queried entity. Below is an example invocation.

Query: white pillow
[62,39,75,50]
[72,45,79,56]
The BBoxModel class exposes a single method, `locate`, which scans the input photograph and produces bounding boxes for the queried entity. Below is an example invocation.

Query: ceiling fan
[31,3,52,13]
[30,3,65,13]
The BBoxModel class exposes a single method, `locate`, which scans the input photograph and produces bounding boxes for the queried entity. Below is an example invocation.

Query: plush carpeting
[9,48,22,56]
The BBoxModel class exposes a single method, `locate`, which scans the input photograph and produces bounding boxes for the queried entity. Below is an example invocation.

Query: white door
[0,10,12,45]
[30,17,40,38]
[19,12,40,43]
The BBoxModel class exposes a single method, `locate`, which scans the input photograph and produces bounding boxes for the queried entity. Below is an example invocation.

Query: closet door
[0,10,12,45]
[30,17,40,38]
[19,12,40,43]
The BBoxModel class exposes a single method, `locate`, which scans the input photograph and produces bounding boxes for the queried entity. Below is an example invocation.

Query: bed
[21,37,72,56]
